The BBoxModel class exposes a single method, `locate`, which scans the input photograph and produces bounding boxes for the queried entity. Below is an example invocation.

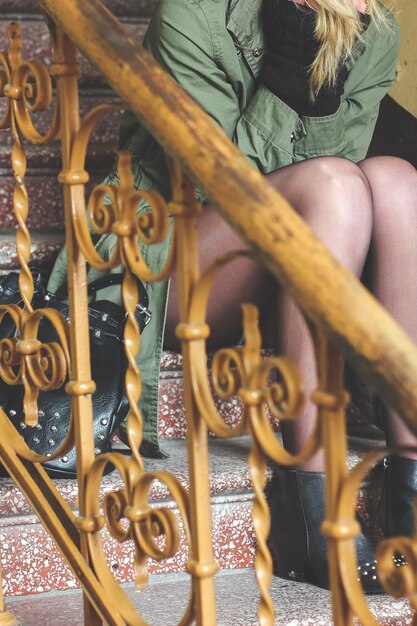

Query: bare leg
[164,205,274,351]
[359,157,417,460]
[165,156,373,471]
[265,157,373,470]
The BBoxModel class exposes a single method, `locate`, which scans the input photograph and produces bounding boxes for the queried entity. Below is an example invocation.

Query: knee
[311,156,371,199]
[360,156,417,199]
[267,157,373,268]
[359,156,417,223]
[300,157,373,238]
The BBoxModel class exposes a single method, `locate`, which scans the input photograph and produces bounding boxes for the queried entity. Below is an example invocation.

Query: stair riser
[157,375,373,439]
[0,236,64,271]
[0,498,255,596]
[158,376,249,439]
[0,174,109,231]
[0,478,382,597]
[0,20,148,88]
[0,95,121,150]
[0,0,156,17]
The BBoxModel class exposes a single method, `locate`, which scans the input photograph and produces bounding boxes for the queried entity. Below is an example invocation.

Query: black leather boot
[381,456,417,537]
[268,468,383,593]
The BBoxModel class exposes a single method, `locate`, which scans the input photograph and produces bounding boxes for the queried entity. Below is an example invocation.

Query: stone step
[0,19,148,89]
[0,437,259,596]
[0,435,385,597]
[0,94,122,149]
[157,350,376,439]
[0,169,113,231]
[0,143,117,176]
[157,351,278,439]
[4,568,413,625]
[0,0,156,18]
[0,231,64,271]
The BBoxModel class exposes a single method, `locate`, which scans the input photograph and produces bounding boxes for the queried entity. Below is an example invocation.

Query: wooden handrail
[38,0,417,432]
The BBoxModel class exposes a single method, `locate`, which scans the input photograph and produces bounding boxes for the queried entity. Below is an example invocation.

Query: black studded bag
[0,271,151,478]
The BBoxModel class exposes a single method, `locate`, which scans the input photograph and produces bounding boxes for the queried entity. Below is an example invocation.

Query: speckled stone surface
[157,351,381,440]
[0,94,122,147]
[0,434,385,517]
[0,176,64,230]
[0,495,255,596]
[0,173,109,231]
[0,0,156,17]
[0,437,258,516]
[0,438,259,594]
[0,234,64,270]
[0,435,388,596]
[0,20,148,88]
[4,569,415,625]
[158,349,281,439]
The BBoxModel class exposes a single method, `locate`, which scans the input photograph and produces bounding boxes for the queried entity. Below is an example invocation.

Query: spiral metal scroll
[54,100,195,621]
[0,22,59,314]
[81,451,195,626]
[323,445,417,626]
[75,265,195,625]
[0,300,76,463]
[0,23,74,462]
[0,22,60,143]
[176,250,322,623]
[62,104,176,282]
[184,251,320,462]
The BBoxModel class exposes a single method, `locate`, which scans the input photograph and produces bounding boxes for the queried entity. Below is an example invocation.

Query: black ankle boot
[268,468,383,594]
[381,456,417,537]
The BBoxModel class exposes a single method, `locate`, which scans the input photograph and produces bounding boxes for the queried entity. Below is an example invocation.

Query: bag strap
[55,272,151,328]
[56,273,147,304]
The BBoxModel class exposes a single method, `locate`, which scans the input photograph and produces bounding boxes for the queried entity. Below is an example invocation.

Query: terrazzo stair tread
[0,491,256,595]
[0,94,123,148]
[0,19,148,88]
[0,437,259,517]
[0,435,387,596]
[0,232,64,271]
[157,350,380,440]
[4,568,414,625]
[0,170,116,230]
[0,143,118,176]
[0,435,386,596]
[0,0,157,18]
[158,349,282,439]
[0,435,385,518]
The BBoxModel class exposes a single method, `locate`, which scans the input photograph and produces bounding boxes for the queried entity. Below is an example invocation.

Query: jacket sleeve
[341,16,400,162]
[142,0,295,173]
[144,0,242,140]
[129,0,400,175]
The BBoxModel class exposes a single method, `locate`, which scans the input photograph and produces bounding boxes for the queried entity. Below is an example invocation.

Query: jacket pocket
[294,103,347,160]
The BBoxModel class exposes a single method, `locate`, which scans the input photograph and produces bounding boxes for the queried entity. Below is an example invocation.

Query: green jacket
[48,0,400,456]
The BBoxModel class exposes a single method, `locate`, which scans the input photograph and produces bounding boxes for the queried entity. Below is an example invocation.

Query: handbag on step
[0,271,151,477]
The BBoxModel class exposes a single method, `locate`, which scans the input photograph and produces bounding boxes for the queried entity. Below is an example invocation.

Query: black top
[261,0,350,116]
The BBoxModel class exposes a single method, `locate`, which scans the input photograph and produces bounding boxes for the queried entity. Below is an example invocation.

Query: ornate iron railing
[0,1,417,624]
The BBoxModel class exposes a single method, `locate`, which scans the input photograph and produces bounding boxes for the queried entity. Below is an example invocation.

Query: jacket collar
[226,0,370,71]
[226,0,264,49]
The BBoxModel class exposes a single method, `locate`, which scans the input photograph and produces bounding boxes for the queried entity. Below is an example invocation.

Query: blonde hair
[309,0,393,98]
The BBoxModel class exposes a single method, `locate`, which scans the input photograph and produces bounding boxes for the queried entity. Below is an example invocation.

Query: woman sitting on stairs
[48,0,417,594]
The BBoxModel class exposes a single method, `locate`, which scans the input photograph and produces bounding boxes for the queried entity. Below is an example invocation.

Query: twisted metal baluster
[309,325,354,625]
[50,23,102,626]
[59,94,197,620]
[249,437,274,625]
[170,159,218,625]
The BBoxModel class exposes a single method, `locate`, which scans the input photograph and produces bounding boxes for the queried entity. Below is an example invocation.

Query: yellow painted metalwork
[0,3,416,626]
